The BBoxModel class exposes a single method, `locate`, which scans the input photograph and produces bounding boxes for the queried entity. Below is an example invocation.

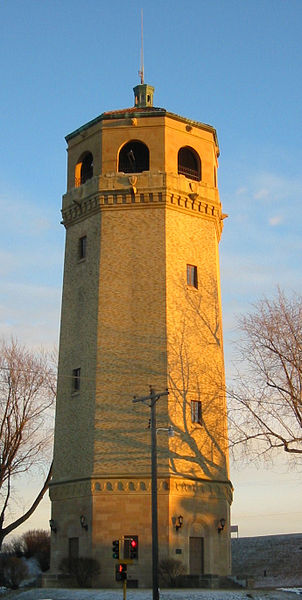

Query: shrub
[22,529,50,571]
[2,536,24,558]
[59,556,100,588]
[0,556,6,587]
[159,557,186,587]
[0,556,28,589]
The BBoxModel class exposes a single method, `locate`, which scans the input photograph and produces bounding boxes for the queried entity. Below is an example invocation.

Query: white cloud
[0,282,61,349]
[226,171,302,213]
[0,251,19,276]
[254,188,270,200]
[252,171,302,203]
[269,215,283,226]
[0,189,56,238]
[235,186,248,196]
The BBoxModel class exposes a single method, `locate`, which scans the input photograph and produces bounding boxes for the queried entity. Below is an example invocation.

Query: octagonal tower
[48,83,232,588]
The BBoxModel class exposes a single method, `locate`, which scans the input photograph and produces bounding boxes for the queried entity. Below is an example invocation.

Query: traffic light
[115,563,127,581]
[112,539,119,559]
[129,536,138,559]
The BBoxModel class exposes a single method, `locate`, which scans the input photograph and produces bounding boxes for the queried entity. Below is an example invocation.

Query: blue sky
[1,0,302,538]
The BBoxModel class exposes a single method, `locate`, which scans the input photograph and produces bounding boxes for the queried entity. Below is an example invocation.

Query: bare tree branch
[0,462,53,546]
[228,289,302,465]
[0,338,56,547]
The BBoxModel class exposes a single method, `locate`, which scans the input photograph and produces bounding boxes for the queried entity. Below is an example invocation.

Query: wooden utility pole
[133,386,169,600]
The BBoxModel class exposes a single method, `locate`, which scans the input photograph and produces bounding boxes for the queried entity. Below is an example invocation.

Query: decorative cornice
[49,477,168,500]
[61,173,224,239]
[49,474,233,503]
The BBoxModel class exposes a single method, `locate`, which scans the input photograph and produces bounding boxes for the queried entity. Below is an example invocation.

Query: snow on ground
[1,589,302,600]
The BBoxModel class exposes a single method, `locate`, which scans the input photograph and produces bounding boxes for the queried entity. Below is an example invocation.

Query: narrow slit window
[191,400,202,424]
[187,264,198,288]
[72,368,81,392]
[79,236,87,260]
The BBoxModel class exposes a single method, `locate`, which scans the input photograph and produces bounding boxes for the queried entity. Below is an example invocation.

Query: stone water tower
[48,81,232,587]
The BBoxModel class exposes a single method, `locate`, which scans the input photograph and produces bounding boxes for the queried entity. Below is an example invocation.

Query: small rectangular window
[187,264,198,288]
[79,236,87,260]
[191,400,202,424]
[72,367,81,392]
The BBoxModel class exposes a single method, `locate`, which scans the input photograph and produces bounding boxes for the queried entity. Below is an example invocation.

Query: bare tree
[0,339,56,548]
[228,289,302,464]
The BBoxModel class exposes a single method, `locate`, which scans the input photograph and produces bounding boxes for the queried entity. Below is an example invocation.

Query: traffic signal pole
[133,386,169,600]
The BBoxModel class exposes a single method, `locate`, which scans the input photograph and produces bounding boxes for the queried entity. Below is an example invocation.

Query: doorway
[189,536,204,574]
[68,537,79,561]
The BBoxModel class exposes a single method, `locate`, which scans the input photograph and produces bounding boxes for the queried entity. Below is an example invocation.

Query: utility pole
[133,386,169,600]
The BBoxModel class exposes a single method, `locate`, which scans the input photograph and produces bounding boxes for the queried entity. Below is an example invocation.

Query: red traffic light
[116,563,127,581]
[129,536,138,559]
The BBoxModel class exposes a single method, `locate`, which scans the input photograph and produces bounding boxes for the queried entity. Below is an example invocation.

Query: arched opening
[118,140,149,173]
[75,152,93,187]
[178,146,201,181]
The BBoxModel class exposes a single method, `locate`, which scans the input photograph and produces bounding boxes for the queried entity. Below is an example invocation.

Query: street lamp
[133,386,169,600]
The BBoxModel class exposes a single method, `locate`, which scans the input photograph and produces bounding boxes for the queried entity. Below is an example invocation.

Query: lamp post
[133,386,169,600]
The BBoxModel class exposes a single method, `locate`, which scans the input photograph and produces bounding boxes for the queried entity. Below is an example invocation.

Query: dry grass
[232,532,302,587]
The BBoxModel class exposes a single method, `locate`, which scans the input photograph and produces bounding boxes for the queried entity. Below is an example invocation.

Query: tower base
[49,475,232,588]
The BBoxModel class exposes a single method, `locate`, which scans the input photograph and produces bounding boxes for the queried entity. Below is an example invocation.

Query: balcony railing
[178,165,201,181]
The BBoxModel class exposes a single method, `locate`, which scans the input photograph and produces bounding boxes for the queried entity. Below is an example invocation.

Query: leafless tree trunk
[0,339,56,548]
[228,288,302,465]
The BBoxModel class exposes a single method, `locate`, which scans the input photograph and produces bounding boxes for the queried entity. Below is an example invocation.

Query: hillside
[231,533,302,587]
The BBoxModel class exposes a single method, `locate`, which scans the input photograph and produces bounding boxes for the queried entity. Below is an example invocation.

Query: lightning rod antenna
[139,9,144,84]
